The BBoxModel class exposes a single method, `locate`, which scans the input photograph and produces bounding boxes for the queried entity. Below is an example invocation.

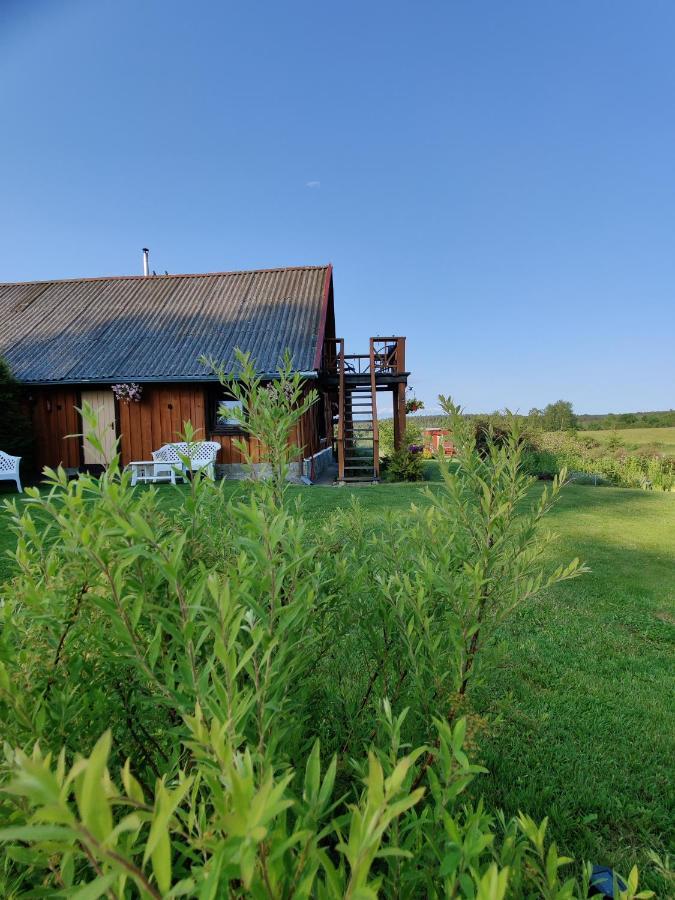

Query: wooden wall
[208,384,327,465]
[27,382,328,472]
[29,387,81,471]
[118,386,206,465]
[293,389,329,459]
[210,432,263,465]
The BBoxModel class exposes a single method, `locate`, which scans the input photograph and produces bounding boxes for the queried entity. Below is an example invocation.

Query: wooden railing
[371,336,405,376]
[323,336,406,376]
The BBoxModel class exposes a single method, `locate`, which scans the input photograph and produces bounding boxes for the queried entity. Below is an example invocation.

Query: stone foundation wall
[216,450,334,484]
[302,447,334,480]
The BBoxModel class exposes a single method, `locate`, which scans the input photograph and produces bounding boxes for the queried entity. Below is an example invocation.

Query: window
[218,400,242,425]
[213,397,245,434]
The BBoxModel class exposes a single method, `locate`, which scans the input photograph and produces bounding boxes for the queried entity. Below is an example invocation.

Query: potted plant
[111,383,143,403]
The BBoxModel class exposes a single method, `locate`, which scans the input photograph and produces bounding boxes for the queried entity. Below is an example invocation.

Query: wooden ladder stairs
[335,339,380,483]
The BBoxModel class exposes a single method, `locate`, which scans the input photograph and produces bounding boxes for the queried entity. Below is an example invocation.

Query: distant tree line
[411,401,674,433]
[577,410,675,430]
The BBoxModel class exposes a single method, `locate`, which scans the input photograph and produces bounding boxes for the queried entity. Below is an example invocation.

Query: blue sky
[1,0,674,414]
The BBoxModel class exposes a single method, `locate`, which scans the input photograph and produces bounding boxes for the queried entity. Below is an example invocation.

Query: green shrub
[381,447,425,482]
[606,430,624,452]
[0,380,658,897]
[378,420,422,459]
[525,431,675,491]
[521,448,560,479]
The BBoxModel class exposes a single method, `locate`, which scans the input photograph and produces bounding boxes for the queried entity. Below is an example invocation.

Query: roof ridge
[0,263,332,288]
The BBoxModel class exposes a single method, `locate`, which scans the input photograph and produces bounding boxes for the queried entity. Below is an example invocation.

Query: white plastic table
[128,460,176,486]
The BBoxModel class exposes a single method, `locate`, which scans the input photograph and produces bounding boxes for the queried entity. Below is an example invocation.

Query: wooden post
[393,337,407,451]
[369,338,380,480]
[337,338,345,482]
[394,383,407,450]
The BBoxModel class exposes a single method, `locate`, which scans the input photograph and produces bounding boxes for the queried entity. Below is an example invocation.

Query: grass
[1,471,673,887]
[472,484,674,882]
[581,425,675,452]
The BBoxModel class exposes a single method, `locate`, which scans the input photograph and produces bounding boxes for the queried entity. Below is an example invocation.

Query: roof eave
[18,371,320,387]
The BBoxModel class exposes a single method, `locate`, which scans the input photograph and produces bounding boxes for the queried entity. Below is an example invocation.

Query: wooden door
[80,389,117,465]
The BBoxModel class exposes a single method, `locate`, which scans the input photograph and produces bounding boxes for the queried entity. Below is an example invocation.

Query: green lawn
[1,474,673,886]
[581,425,675,452]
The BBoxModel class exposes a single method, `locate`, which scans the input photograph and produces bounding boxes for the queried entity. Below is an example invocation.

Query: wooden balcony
[322,336,408,385]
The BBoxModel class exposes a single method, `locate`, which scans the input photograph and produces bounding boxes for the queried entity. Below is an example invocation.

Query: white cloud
[305,180,321,188]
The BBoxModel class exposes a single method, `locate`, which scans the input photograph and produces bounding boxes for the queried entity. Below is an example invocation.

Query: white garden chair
[152,441,221,479]
[0,451,22,492]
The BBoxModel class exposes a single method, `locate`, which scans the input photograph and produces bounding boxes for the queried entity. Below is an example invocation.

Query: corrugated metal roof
[0,265,331,384]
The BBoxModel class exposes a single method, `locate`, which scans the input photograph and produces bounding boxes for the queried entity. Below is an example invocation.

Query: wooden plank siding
[27,381,326,472]
[29,388,81,471]
[208,382,325,465]
[118,386,206,465]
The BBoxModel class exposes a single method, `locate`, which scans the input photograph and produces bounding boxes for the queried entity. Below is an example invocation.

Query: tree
[528,407,544,429]
[0,356,33,473]
[542,399,578,432]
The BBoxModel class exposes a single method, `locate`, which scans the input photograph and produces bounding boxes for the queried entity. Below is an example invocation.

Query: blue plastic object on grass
[589,865,628,897]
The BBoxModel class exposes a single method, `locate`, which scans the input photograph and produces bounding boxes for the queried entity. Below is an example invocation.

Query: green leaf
[439,847,461,877]
[318,755,337,811]
[70,872,118,900]
[452,717,467,753]
[0,824,73,843]
[121,758,145,805]
[78,731,113,841]
[0,660,10,692]
[627,865,639,893]
[197,846,225,900]
[166,878,197,898]
[151,826,172,895]
[304,739,321,804]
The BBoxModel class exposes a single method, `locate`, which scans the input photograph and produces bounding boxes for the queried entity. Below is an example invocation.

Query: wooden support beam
[369,338,380,480]
[337,338,345,481]
[393,337,406,450]
[393,384,407,451]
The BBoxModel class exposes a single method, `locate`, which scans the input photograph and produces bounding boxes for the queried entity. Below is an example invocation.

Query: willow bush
[0,370,655,897]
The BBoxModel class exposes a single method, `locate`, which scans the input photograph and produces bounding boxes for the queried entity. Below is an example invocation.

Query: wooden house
[0,264,409,482]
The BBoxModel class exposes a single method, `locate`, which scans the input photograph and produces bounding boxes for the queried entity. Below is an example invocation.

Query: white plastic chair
[0,452,22,492]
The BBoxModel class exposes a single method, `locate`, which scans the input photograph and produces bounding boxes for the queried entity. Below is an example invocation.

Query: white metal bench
[151,441,221,479]
[0,451,22,492]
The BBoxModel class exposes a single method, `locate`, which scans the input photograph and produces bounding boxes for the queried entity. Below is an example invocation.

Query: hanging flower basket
[405,386,425,415]
[112,383,143,403]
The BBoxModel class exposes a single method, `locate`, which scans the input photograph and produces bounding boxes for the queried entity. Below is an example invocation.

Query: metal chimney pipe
[142,247,150,277]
